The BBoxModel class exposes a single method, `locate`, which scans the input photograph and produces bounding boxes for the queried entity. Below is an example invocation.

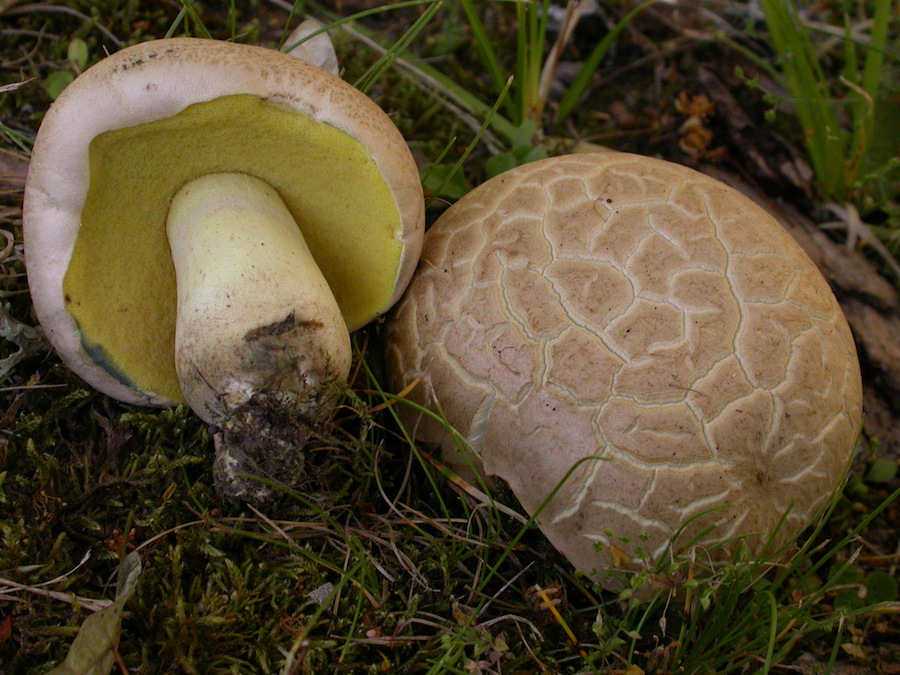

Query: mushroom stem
[166,172,352,499]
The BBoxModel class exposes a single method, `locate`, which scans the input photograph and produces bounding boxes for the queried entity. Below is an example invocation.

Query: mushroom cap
[386,152,862,588]
[24,37,424,407]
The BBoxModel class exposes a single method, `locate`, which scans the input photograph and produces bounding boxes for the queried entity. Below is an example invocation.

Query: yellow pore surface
[64,94,402,402]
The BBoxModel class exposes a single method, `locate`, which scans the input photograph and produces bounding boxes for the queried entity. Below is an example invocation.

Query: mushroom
[386,152,862,589]
[24,37,424,500]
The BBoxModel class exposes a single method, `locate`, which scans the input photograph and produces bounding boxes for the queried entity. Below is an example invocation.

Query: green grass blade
[761,0,847,198]
[844,0,891,188]
[518,0,550,125]
[762,590,778,674]
[354,0,443,94]
[841,14,860,86]
[793,485,899,598]
[307,0,517,143]
[165,0,213,39]
[423,76,513,205]
[357,352,458,526]
[297,1,445,92]
[396,57,518,143]
[163,8,188,38]
[459,0,506,105]
[556,0,655,122]
[825,615,846,672]
[0,121,33,155]
[842,14,865,172]
[861,0,890,98]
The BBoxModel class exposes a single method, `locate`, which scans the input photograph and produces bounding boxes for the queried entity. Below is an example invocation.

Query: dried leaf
[610,543,631,569]
[0,78,33,94]
[0,302,45,380]
[45,553,142,675]
[610,666,645,675]
[840,642,868,660]
[67,39,89,70]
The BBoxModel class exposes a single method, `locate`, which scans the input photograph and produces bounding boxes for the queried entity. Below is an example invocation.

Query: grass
[756,0,900,275]
[759,0,895,205]
[1,1,899,673]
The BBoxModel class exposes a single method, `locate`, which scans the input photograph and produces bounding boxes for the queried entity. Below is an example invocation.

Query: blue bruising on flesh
[79,330,141,393]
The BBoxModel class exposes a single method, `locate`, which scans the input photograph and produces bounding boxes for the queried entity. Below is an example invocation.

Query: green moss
[65,94,403,401]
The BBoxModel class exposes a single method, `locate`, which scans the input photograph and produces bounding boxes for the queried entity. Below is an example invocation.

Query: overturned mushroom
[386,152,862,589]
[24,37,424,500]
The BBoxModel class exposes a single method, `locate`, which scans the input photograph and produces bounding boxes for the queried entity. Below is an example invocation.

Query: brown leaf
[839,642,868,661]
[610,543,631,569]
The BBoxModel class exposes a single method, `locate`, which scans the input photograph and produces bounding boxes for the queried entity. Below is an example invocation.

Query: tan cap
[387,152,862,588]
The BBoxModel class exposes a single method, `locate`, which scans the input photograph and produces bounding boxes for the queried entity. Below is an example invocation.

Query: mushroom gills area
[64,94,402,402]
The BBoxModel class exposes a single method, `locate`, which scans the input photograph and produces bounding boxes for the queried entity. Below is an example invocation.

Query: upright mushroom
[24,37,424,500]
[386,152,862,589]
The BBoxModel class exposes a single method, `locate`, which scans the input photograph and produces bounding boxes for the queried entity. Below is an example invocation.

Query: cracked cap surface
[386,152,862,587]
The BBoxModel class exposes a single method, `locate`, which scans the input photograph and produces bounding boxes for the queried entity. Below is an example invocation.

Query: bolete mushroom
[386,152,862,589]
[24,37,424,500]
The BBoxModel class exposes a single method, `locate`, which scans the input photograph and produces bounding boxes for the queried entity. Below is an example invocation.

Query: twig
[2,4,123,46]
[820,202,900,280]
[0,551,112,612]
